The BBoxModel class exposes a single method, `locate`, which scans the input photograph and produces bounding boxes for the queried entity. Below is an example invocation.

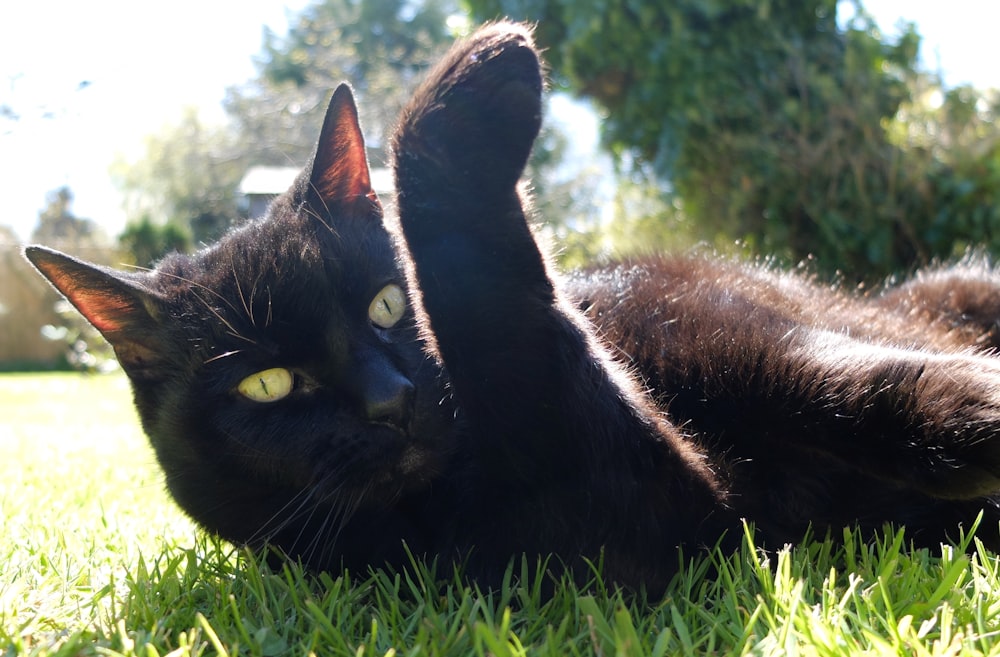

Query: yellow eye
[368,283,407,329]
[237,367,293,403]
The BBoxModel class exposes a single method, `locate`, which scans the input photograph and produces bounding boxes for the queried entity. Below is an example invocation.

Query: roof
[238,166,300,195]
[239,165,395,196]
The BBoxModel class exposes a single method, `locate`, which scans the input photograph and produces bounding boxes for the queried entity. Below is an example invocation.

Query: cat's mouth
[306,422,441,504]
[372,440,435,487]
[363,419,428,477]
[397,444,428,475]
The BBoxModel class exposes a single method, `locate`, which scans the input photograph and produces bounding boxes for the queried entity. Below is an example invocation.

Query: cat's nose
[362,369,415,429]
[341,347,415,430]
[347,352,414,430]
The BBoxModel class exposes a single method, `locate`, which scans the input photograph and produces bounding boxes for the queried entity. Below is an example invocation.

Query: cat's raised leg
[390,23,728,583]
[390,22,557,418]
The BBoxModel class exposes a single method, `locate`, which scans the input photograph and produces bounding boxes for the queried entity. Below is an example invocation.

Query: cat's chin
[308,423,446,506]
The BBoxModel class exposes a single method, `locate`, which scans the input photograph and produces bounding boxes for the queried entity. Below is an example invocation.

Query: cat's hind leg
[877,255,1000,350]
[786,328,1000,500]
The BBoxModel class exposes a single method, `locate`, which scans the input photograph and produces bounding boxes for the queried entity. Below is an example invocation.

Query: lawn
[3,372,1000,656]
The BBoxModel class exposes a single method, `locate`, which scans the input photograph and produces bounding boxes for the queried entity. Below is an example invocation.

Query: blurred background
[1,0,998,371]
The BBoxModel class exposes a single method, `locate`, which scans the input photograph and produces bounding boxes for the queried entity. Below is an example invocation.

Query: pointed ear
[24,246,169,381]
[308,84,377,207]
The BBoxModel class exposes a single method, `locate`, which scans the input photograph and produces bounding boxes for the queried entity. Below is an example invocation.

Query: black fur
[24,23,1000,592]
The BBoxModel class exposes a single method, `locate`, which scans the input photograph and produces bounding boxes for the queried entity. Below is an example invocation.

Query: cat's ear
[307,84,377,207]
[24,246,169,381]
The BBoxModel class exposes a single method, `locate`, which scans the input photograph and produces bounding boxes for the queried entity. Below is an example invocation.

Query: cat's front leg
[390,23,558,410]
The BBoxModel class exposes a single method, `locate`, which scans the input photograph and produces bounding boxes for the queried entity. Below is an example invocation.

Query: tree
[116,0,461,261]
[523,98,610,266]
[0,189,117,370]
[0,224,64,369]
[224,0,458,165]
[118,215,193,268]
[466,0,999,278]
[116,0,605,266]
[31,187,107,255]
[891,83,1000,259]
[113,109,243,247]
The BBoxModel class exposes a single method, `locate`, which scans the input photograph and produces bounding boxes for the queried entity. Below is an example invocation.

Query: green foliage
[0,225,59,370]
[262,0,454,90]
[118,215,193,267]
[890,85,1000,259]
[527,100,608,267]
[38,300,117,372]
[6,372,1000,656]
[113,109,244,248]
[467,0,1000,278]
[117,0,603,267]
[225,0,458,165]
[115,0,483,264]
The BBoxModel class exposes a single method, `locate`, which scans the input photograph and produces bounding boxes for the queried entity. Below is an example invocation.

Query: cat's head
[24,85,455,565]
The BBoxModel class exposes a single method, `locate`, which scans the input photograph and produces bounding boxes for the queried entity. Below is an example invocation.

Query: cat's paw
[393,22,544,206]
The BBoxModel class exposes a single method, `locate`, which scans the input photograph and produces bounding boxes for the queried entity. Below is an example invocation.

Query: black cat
[25,23,1000,591]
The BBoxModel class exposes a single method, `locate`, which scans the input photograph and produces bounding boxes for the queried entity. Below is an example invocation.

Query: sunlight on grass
[0,373,198,653]
[3,373,1000,656]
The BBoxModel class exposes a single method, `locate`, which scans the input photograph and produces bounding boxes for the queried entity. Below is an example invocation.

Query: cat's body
[26,23,1000,591]
[577,255,1000,552]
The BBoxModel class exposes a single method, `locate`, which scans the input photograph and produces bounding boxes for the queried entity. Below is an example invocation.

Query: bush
[468,0,1000,279]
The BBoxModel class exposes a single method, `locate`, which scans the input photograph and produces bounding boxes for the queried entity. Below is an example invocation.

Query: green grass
[3,373,1000,656]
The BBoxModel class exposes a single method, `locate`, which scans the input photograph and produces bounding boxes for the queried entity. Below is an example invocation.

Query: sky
[1,0,998,243]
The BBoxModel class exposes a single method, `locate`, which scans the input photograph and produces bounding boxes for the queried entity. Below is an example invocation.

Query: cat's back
[567,253,992,370]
